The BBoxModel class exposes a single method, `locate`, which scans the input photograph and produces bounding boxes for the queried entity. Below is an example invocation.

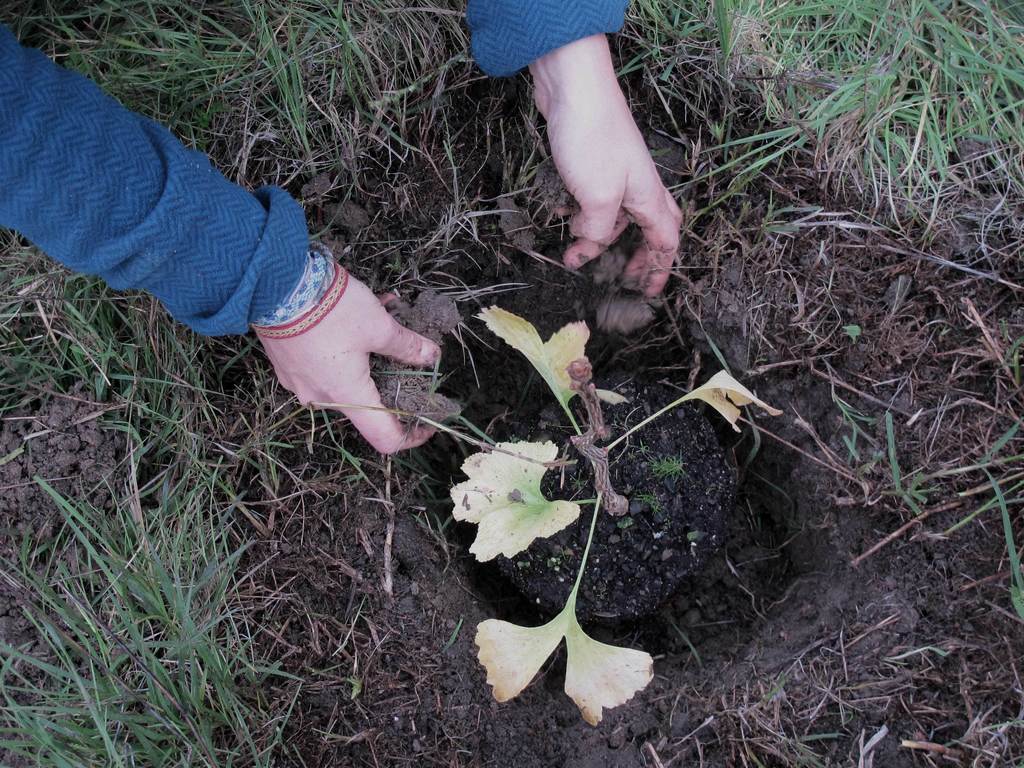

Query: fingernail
[421,340,441,365]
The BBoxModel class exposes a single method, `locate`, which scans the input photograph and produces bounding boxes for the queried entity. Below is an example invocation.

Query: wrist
[253,246,347,339]
[529,34,620,117]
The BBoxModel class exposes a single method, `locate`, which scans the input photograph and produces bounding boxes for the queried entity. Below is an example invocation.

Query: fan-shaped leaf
[450,441,580,561]
[683,370,782,431]
[478,307,589,409]
[475,601,653,725]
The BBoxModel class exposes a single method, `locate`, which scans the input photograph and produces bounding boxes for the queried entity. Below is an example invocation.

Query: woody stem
[567,358,629,517]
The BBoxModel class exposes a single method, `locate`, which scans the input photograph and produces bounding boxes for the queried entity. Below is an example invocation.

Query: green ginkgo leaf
[449,441,581,561]
[478,306,589,411]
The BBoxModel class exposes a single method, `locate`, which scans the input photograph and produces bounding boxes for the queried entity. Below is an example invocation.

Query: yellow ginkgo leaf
[449,441,581,561]
[475,600,653,725]
[563,621,654,725]
[478,306,589,410]
[476,616,565,702]
[682,369,782,431]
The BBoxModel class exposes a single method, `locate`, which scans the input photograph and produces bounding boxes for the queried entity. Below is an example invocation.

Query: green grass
[0,6,474,760]
[7,1,469,188]
[627,0,1024,247]
[0,233,303,765]
[0,483,285,768]
[735,0,1024,229]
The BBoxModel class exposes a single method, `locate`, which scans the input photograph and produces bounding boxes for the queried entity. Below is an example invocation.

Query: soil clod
[377,290,462,424]
[497,379,735,621]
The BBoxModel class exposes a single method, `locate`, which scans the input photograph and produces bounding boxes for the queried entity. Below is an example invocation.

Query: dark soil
[497,381,735,622]
[258,202,1023,766]
[375,289,462,424]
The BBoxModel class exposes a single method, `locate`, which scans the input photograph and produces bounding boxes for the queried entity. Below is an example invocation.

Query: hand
[530,35,682,296]
[258,273,440,454]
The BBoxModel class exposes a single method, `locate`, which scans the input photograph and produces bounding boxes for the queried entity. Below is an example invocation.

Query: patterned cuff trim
[253,247,334,327]
[252,261,348,340]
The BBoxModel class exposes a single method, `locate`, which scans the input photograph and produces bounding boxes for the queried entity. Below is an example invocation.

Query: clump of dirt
[385,290,461,345]
[497,380,735,621]
[326,199,371,234]
[376,290,462,424]
[531,160,572,220]
[595,295,656,334]
[299,171,336,201]
[497,194,536,252]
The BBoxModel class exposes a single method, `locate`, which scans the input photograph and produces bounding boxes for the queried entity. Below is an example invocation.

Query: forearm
[0,24,307,336]
[466,0,628,77]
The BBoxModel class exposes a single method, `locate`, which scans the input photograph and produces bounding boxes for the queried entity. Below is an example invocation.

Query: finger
[622,187,681,295]
[570,192,621,242]
[374,316,441,367]
[623,243,674,297]
[332,367,436,454]
[623,185,682,257]
[564,210,629,269]
[564,238,605,269]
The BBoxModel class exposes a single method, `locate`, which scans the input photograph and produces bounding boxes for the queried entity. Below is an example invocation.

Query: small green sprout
[616,516,635,530]
[651,455,687,480]
[635,492,662,515]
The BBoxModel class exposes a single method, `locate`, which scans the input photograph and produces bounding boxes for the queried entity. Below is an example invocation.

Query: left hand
[529,34,682,296]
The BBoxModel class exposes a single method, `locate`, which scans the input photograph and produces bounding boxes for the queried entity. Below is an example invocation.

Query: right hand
[529,34,682,296]
[258,273,440,454]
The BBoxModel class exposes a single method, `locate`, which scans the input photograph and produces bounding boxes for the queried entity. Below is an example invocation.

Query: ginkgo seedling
[453,307,781,725]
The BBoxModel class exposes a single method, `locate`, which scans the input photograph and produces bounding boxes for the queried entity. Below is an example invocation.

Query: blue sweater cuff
[467,0,628,77]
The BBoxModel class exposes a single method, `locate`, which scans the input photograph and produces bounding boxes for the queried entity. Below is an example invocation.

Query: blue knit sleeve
[0,24,308,336]
[467,0,628,77]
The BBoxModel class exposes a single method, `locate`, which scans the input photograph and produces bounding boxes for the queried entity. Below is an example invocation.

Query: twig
[810,363,914,417]
[736,415,866,490]
[959,570,1010,592]
[642,742,666,768]
[851,498,963,567]
[900,740,961,758]
[963,297,1021,396]
[382,458,395,598]
[567,359,629,516]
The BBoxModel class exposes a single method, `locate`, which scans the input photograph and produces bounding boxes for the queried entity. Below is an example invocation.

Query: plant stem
[567,492,602,610]
[606,393,690,451]
[561,400,582,436]
[415,415,575,470]
[567,359,628,515]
